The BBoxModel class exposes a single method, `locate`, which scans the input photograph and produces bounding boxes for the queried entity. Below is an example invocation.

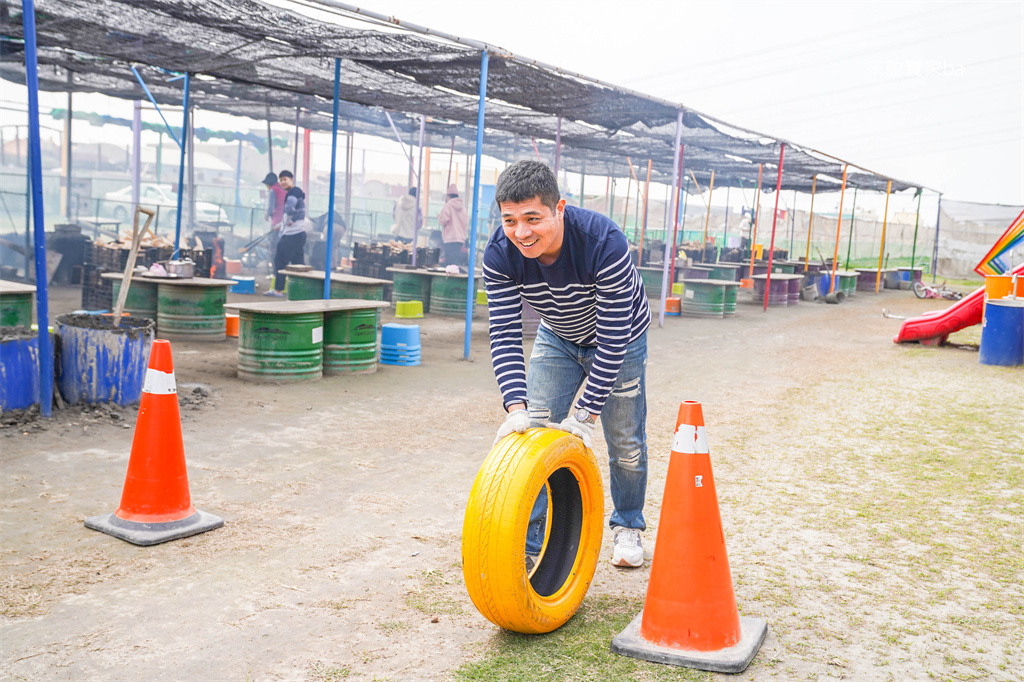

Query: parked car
[103,183,229,225]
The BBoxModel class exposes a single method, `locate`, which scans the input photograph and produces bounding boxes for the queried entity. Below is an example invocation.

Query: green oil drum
[330,281,384,301]
[723,283,738,316]
[324,308,379,375]
[637,267,664,297]
[391,272,432,313]
[157,284,228,341]
[112,279,158,320]
[237,311,323,382]
[772,262,797,274]
[430,276,470,317]
[286,274,323,301]
[707,264,741,281]
[837,271,858,298]
[680,279,726,318]
[0,291,33,327]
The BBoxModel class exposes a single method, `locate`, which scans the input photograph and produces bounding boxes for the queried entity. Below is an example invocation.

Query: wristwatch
[574,408,596,424]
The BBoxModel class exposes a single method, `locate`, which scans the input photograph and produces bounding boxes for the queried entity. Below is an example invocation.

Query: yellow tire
[462,428,604,634]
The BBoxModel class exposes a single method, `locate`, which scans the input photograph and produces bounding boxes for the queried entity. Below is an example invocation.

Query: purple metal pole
[658,111,683,327]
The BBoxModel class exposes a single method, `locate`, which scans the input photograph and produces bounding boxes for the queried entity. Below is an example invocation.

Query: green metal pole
[844,187,858,270]
[909,188,923,270]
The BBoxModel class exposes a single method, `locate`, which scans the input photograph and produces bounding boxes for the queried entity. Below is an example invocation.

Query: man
[437,183,468,266]
[484,160,650,568]
[265,170,307,297]
[390,187,417,244]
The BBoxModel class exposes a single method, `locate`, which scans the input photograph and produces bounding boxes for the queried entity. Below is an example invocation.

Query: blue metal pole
[173,73,190,258]
[324,58,341,299]
[22,0,53,417]
[464,50,489,360]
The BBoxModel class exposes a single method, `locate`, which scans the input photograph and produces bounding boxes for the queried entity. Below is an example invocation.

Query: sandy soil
[1,283,1021,681]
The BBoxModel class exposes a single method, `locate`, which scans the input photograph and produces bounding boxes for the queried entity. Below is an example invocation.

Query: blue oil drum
[979,299,1024,367]
[55,314,155,405]
[817,272,841,297]
[0,327,40,410]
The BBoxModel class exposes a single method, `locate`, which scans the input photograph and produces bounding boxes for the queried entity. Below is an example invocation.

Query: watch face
[575,408,592,423]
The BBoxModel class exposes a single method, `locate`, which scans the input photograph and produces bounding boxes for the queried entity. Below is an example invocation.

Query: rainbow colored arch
[975,209,1024,277]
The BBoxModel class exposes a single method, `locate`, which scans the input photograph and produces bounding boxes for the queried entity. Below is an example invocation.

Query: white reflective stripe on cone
[671,424,709,454]
[143,369,177,395]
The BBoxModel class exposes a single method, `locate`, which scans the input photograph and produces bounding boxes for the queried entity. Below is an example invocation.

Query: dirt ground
[2,282,1021,681]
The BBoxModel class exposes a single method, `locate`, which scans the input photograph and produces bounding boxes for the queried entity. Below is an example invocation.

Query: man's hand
[494,408,531,446]
[547,415,595,449]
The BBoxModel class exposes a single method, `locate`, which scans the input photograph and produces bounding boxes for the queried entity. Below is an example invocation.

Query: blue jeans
[524,325,648,555]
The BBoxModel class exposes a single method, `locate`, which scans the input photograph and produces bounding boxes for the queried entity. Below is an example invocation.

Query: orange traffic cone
[85,340,223,546]
[611,400,766,673]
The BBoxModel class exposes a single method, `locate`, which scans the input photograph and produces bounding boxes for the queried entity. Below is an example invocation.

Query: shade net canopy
[0,0,920,194]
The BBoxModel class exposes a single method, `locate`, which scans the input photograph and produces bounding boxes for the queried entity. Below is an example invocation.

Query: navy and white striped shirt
[483,205,651,415]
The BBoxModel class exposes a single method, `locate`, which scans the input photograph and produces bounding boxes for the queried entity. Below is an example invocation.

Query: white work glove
[547,415,595,449]
[494,408,531,445]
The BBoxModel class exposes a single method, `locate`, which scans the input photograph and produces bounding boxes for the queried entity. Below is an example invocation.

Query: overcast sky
[349,0,1023,205]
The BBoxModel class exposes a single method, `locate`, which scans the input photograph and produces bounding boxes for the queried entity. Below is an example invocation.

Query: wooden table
[226,299,390,381]
[0,280,36,327]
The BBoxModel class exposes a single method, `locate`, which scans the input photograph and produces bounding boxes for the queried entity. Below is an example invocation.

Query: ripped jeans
[525,325,648,555]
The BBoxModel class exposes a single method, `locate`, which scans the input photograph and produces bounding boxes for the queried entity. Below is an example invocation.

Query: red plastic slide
[893,262,1024,344]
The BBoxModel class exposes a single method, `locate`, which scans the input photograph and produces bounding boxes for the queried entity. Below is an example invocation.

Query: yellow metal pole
[701,170,715,263]
[830,165,849,293]
[874,179,892,293]
[803,175,817,272]
[638,159,653,263]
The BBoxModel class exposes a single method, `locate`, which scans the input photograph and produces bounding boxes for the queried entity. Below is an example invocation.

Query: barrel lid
[0,280,36,294]
[987,297,1024,308]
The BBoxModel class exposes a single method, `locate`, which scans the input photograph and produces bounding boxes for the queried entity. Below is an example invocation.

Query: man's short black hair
[495,161,560,213]
[279,170,294,179]
[408,187,417,197]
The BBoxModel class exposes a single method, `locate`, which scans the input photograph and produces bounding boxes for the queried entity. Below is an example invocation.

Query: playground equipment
[894,263,1024,345]
[462,428,604,634]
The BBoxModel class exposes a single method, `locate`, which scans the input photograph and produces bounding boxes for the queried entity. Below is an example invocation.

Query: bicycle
[912,280,963,301]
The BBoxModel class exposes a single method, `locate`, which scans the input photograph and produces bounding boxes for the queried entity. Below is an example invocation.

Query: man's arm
[483,251,527,411]
[282,194,298,222]
[576,242,639,415]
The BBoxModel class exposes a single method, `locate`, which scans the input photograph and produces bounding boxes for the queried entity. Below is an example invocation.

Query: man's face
[500,197,566,264]
[279,176,294,190]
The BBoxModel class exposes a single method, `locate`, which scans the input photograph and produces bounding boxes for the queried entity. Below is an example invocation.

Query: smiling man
[483,160,651,568]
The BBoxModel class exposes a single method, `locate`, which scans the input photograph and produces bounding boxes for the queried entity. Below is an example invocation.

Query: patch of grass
[376,620,410,636]
[404,568,463,616]
[453,595,710,681]
[308,661,350,680]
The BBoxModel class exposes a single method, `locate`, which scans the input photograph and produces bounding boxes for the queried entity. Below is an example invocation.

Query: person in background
[265,170,307,297]
[391,187,418,244]
[485,160,651,570]
[438,183,469,266]
[262,172,286,257]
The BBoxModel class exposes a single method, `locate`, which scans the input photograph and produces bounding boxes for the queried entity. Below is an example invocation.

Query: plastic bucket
[55,313,154,405]
[979,299,1024,366]
[324,308,378,375]
[0,291,33,327]
[237,310,323,382]
[157,283,227,341]
[430,276,470,317]
[112,278,158,319]
[984,275,1023,302]
[0,327,40,410]
[391,271,432,313]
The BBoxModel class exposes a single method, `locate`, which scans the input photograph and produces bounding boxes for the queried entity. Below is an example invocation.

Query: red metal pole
[668,144,685,288]
[830,165,849,293]
[747,164,763,280]
[763,144,786,311]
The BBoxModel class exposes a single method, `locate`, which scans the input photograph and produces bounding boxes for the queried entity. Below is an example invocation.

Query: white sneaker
[611,526,644,567]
